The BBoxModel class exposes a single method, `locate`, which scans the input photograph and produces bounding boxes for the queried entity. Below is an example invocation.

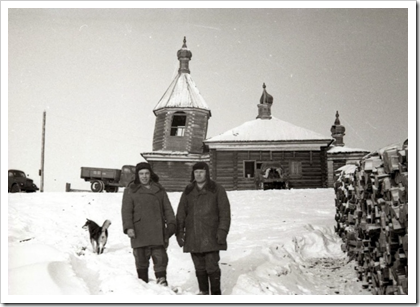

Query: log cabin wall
[209,149,327,191]
[149,161,196,192]
[188,111,209,153]
[152,112,166,151]
[152,109,209,154]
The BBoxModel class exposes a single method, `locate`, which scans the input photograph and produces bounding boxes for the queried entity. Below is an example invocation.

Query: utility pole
[40,111,46,192]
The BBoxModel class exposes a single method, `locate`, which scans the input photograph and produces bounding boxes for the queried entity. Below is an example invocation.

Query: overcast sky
[4,2,414,192]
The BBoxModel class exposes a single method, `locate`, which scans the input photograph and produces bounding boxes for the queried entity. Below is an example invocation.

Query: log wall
[210,149,327,191]
[333,140,408,295]
[149,161,196,192]
[152,109,209,154]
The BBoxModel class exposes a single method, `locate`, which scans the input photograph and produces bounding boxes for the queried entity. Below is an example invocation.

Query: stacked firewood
[333,139,408,295]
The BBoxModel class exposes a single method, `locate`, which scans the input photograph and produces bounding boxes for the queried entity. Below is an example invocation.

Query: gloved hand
[127,229,135,239]
[216,229,228,245]
[176,234,185,248]
[164,224,176,248]
[166,224,176,239]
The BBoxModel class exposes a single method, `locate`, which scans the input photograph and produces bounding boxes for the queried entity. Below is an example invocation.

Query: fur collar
[184,180,217,195]
[128,181,163,194]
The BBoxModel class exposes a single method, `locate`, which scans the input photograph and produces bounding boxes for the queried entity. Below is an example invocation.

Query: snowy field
[4,188,412,304]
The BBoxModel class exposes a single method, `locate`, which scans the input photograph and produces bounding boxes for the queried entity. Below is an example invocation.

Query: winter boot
[196,271,209,295]
[137,269,149,283]
[209,270,221,295]
[155,271,168,286]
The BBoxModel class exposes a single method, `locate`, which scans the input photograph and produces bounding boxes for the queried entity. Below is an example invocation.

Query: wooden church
[141,38,370,191]
[204,84,334,190]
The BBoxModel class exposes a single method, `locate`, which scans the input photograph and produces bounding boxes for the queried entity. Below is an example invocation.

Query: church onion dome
[177,37,192,60]
[260,83,273,105]
[257,83,273,120]
[177,36,192,74]
[330,111,345,134]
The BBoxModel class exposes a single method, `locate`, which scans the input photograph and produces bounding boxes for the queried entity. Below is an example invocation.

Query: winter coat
[121,181,176,249]
[176,180,231,253]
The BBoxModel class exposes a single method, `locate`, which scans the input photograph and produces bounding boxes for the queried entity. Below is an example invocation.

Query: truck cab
[8,169,39,193]
[120,165,136,186]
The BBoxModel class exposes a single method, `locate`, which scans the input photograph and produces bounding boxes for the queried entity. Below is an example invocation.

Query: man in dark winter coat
[176,162,231,295]
[121,162,176,286]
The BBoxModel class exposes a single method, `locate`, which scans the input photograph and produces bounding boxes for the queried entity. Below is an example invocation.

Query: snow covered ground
[3,188,413,304]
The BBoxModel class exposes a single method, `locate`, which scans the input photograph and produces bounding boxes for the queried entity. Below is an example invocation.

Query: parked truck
[80,165,136,193]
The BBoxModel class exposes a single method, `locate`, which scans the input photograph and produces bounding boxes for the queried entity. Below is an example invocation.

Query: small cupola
[330,111,346,146]
[177,36,192,74]
[256,83,273,119]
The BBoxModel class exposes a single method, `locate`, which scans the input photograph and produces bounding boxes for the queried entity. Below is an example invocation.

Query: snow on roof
[153,73,210,113]
[336,164,358,174]
[205,116,331,143]
[327,145,370,154]
[361,141,406,161]
[377,142,403,155]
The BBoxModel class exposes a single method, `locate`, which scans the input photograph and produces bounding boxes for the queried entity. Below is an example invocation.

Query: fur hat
[134,162,159,184]
[192,161,209,172]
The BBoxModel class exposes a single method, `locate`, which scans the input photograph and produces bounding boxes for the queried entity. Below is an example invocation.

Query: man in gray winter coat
[121,162,176,286]
[176,162,231,295]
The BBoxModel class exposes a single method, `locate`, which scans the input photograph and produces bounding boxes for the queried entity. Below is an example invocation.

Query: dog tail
[101,220,112,232]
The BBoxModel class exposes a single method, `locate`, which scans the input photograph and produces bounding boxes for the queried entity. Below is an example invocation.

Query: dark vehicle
[8,169,39,193]
[81,165,136,193]
[257,162,290,190]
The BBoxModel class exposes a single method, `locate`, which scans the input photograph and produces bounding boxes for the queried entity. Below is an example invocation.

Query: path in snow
[302,258,369,295]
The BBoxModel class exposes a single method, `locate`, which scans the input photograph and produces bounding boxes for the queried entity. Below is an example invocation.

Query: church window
[244,161,255,178]
[170,112,187,136]
[289,161,302,177]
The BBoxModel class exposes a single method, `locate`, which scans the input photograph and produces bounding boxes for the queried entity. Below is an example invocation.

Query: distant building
[204,84,333,190]
[326,111,370,187]
[141,38,370,191]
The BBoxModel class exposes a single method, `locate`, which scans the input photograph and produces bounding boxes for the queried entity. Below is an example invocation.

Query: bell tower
[141,38,212,191]
[151,37,211,154]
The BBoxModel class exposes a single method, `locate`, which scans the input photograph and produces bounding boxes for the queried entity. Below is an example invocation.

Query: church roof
[153,37,210,115]
[205,116,332,143]
[153,73,210,113]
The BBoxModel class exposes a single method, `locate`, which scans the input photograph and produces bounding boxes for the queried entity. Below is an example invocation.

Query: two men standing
[122,161,231,295]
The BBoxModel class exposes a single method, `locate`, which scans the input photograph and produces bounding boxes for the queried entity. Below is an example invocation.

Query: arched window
[170,112,187,136]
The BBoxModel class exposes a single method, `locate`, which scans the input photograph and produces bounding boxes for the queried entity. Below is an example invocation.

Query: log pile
[333,139,408,295]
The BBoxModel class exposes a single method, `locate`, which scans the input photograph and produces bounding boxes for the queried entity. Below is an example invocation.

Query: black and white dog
[82,219,111,254]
